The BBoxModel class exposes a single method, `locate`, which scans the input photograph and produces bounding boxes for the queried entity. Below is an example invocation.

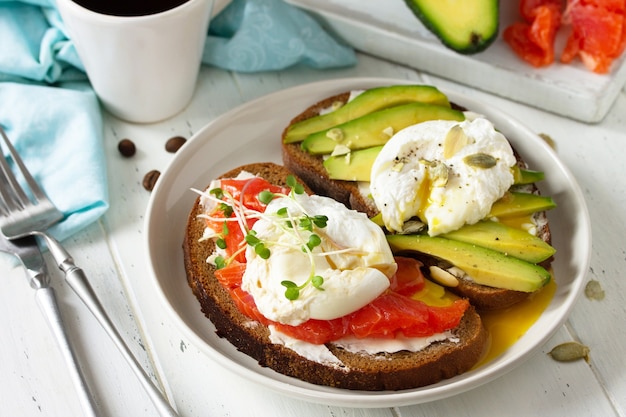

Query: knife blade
[0,235,100,417]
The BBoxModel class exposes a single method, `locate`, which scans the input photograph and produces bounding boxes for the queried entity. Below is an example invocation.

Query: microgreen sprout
[304,233,322,252]
[209,187,224,199]
[215,221,229,249]
[244,230,260,245]
[214,256,226,270]
[258,190,275,205]
[216,238,227,250]
[254,243,271,259]
[314,215,328,228]
[299,216,313,231]
[245,231,271,259]
[281,275,325,301]
[219,202,234,217]
[196,176,357,300]
[287,175,305,195]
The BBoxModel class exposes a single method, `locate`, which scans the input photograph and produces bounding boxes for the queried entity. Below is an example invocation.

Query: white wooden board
[287,0,626,123]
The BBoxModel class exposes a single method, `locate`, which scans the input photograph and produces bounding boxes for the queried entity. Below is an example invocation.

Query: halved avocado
[405,0,499,54]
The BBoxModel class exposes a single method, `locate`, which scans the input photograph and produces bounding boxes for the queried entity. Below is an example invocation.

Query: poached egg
[370,117,516,236]
[240,191,396,326]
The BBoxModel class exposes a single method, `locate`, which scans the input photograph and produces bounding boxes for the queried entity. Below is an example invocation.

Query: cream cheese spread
[268,326,459,367]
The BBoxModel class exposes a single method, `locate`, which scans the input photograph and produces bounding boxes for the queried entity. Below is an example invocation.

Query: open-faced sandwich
[183,84,557,391]
[281,85,556,310]
[183,162,487,391]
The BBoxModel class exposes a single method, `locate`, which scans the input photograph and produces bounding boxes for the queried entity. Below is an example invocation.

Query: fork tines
[0,125,46,214]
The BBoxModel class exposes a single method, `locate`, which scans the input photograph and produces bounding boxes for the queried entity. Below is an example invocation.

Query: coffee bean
[118,138,136,157]
[165,135,187,153]
[143,169,161,191]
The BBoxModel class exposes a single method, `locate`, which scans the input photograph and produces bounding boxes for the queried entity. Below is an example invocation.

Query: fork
[1,233,100,417]
[0,126,180,417]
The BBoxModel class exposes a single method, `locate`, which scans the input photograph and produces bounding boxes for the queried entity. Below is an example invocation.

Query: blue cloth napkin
[204,0,357,71]
[0,0,356,82]
[1,0,104,242]
[0,82,108,242]
[0,0,356,242]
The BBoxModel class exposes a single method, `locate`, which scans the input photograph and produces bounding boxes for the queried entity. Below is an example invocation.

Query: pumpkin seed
[431,163,449,187]
[420,159,449,187]
[548,341,590,362]
[331,144,351,157]
[326,127,344,142]
[464,153,497,169]
[330,100,344,112]
[399,219,426,234]
[585,279,605,301]
[443,124,469,158]
[539,133,556,150]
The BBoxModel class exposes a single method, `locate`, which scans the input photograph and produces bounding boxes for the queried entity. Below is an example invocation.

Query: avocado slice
[387,234,551,292]
[512,166,545,184]
[324,144,546,186]
[283,85,451,143]
[302,103,464,155]
[489,191,556,218]
[440,220,555,263]
[324,146,384,182]
[404,0,499,54]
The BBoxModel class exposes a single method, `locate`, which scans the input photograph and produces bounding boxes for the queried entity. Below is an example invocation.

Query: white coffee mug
[56,0,214,123]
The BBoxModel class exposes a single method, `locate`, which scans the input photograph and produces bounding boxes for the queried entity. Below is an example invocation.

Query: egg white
[241,193,396,326]
[370,118,516,236]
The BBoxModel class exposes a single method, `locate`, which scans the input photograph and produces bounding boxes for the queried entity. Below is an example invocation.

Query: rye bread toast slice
[281,93,553,311]
[183,162,487,391]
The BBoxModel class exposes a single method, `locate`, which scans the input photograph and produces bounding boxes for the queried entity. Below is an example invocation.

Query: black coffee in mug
[72,0,190,16]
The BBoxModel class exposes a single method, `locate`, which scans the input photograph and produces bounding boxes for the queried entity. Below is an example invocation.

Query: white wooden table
[1,53,625,417]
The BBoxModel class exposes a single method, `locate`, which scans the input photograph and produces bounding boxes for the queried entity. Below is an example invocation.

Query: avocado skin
[404,0,499,54]
[387,234,551,293]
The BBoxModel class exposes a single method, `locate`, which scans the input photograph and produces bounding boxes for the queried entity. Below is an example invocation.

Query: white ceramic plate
[285,0,626,123]
[144,78,591,407]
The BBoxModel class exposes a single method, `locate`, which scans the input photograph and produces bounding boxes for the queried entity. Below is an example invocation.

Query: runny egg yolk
[411,278,460,306]
[475,275,556,367]
[415,172,434,222]
[410,272,556,367]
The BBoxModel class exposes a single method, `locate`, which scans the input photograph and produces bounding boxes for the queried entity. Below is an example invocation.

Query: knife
[0,235,100,417]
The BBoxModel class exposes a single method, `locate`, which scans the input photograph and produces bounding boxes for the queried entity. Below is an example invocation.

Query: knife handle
[42,233,180,417]
[35,286,100,417]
